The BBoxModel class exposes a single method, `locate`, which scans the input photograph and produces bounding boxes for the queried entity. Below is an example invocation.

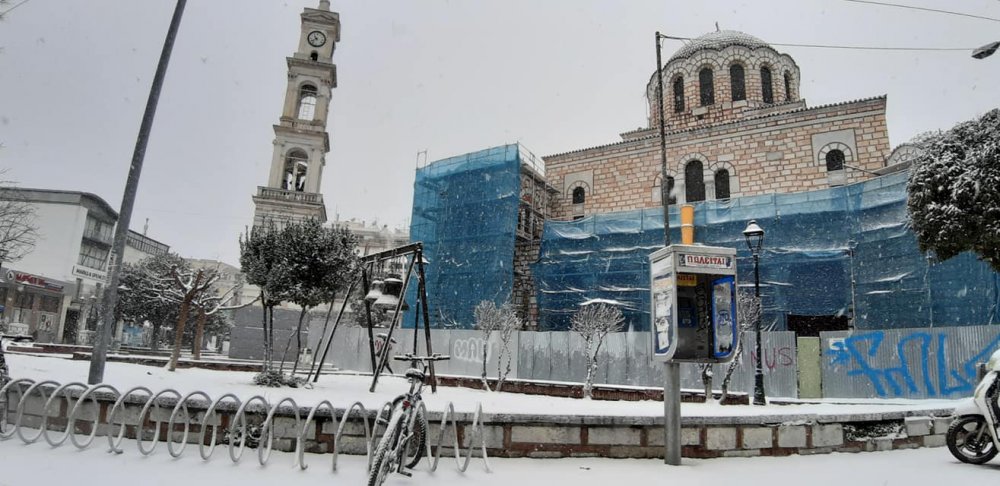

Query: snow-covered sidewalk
[5,353,958,419]
[0,435,996,486]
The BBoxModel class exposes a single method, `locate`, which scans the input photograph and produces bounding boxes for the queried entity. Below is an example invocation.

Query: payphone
[649,244,738,363]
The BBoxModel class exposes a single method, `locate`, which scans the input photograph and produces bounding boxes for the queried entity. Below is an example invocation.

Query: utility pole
[88,0,187,384]
[655,31,681,467]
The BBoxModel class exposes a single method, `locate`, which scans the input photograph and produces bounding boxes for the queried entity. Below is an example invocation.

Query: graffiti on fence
[452,337,490,364]
[749,346,795,370]
[828,330,1000,398]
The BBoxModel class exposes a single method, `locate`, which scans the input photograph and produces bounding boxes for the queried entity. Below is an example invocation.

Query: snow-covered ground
[0,435,997,486]
[5,353,958,418]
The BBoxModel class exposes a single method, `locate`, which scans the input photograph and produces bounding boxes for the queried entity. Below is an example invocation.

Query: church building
[544,30,915,221]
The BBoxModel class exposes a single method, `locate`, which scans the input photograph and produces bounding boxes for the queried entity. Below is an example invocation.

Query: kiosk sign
[678,253,733,270]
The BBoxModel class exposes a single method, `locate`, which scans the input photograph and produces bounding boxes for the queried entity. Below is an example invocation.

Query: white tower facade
[252,1,340,227]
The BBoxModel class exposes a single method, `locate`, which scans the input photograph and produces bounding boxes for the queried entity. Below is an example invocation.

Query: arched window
[310,51,319,61]
[826,149,845,171]
[571,186,586,205]
[672,76,685,113]
[685,160,705,202]
[699,68,714,106]
[729,64,745,102]
[784,72,792,102]
[760,66,773,104]
[714,169,731,199]
[666,176,677,205]
[297,85,318,121]
[283,150,309,192]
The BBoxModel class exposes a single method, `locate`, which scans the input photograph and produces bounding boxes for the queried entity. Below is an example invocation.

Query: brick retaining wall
[1,384,954,460]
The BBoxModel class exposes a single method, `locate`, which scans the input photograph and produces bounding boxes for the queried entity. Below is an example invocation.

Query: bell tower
[252,0,340,227]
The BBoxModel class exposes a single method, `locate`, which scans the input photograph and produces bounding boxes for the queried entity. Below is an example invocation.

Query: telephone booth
[649,244,738,363]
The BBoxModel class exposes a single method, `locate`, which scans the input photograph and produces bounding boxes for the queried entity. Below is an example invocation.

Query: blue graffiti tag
[828,330,1000,398]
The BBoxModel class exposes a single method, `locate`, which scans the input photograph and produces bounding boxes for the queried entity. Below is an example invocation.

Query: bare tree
[571,302,625,399]
[495,305,522,392]
[474,301,501,391]
[0,178,39,267]
[718,289,760,404]
[473,300,522,392]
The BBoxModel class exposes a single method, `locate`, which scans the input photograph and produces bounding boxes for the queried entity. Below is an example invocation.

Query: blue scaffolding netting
[534,171,1000,331]
[409,148,1000,332]
[408,144,522,328]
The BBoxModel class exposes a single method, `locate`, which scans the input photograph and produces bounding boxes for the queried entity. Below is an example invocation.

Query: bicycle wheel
[403,407,428,469]
[368,408,404,486]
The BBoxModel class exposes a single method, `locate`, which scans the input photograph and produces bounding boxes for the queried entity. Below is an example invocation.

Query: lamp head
[972,41,1000,60]
[742,220,765,254]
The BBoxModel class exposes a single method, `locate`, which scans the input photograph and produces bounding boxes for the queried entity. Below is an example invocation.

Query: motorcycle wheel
[947,415,999,464]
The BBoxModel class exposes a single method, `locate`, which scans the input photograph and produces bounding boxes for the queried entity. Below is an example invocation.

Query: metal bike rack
[0,377,491,475]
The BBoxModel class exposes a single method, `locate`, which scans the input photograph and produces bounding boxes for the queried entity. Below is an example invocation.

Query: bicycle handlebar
[392,353,451,362]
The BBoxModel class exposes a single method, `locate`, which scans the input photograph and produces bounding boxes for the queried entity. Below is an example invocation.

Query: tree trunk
[192,308,207,361]
[289,306,308,376]
[266,304,276,371]
[719,338,744,404]
[701,363,714,403]
[496,341,506,393]
[150,323,161,351]
[259,293,268,371]
[582,340,596,399]
[168,295,193,372]
[480,337,491,392]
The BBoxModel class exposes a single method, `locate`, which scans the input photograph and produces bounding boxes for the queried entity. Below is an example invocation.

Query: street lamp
[742,220,766,406]
[972,41,999,59]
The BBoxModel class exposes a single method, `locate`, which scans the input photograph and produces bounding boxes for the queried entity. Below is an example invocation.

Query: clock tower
[252,0,340,227]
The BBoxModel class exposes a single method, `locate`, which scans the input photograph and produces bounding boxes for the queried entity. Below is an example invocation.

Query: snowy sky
[1,0,999,267]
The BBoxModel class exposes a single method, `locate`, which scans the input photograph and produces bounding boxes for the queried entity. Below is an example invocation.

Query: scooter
[947,348,1000,464]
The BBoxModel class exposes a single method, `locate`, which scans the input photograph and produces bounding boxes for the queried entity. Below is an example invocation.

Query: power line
[842,0,1000,23]
[0,0,33,19]
[661,35,974,52]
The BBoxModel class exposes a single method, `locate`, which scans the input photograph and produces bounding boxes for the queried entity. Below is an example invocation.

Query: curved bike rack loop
[0,377,490,475]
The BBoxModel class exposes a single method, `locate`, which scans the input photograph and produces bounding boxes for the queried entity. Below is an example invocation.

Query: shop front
[0,267,70,342]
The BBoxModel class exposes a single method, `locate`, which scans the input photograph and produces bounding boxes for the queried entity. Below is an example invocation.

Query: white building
[0,188,168,343]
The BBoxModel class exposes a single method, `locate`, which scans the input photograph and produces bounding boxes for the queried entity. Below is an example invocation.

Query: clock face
[307,30,327,47]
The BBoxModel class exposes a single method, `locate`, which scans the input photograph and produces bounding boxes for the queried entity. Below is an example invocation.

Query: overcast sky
[2,0,999,267]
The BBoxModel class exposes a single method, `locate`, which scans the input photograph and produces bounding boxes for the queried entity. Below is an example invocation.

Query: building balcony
[255,186,325,206]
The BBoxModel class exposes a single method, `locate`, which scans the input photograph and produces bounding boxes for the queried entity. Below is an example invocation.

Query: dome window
[784,72,792,101]
[699,68,715,106]
[729,64,745,102]
[760,66,774,104]
[672,76,685,113]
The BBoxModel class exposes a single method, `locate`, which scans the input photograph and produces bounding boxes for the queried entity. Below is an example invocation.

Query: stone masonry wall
[545,97,890,220]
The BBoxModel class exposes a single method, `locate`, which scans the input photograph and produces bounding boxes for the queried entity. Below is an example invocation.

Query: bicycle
[367,353,450,486]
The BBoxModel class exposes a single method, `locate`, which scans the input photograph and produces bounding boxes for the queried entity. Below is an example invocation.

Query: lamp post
[742,220,766,406]
[654,31,682,467]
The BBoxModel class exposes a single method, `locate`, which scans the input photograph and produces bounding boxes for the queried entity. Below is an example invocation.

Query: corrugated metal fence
[319,328,798,398]
[821,325,1000,399]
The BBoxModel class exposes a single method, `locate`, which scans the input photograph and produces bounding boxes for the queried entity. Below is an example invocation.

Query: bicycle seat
[404,368,426,382]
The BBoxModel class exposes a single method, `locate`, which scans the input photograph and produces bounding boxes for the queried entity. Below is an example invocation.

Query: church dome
[668,30,771,62]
